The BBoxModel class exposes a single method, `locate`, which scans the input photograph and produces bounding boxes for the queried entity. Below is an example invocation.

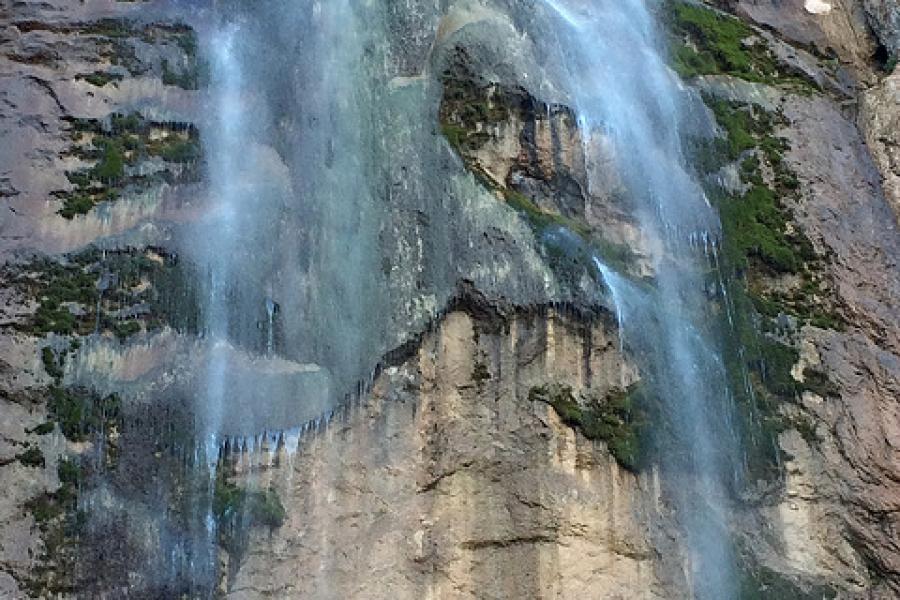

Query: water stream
[541,0,741,596]
[186,0,743,596]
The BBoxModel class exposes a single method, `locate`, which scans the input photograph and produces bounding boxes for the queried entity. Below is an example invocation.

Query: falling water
[200,22,243,443]
[541,0,739,597]
[265,297,276,356]
[592,257,626,352]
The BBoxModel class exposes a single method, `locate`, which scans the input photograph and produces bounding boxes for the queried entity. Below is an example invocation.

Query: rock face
[862,0,900,54]
[861,70,900,219]
[0,0,899,599]
[227,305,687,600]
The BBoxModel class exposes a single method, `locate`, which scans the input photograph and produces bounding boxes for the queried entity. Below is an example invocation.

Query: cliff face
[0,0,899,599]
[226,304,689,599]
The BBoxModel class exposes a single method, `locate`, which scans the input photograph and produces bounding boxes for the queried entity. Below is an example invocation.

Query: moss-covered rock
[23,458,84,598]
[702,97,843,331]
[530,383,648,471]
[48,386,120,443]
[664,1,817,92]
[214,477,287,568]
[439,50,640,284]
[16,446,46,468]
[680,80,844,480]
[57,113,201,218]
[10,247,203,342]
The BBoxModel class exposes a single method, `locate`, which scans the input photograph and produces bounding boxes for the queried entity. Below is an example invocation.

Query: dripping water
[540,0,740,597]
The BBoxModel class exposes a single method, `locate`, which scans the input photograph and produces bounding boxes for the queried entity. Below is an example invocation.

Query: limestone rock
[227,307,689,599]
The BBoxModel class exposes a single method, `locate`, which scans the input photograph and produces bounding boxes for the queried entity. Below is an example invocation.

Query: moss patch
[48,386,120,443]
[705,98,843,330]
[438,53,639,280]
[23,458,84,597]
[214,477,286,565]
[664,1,817,92]
[530,383,648,471]
[214,479,286,531]
[691,95,842,479]
[11,247,202,342]
[17,446,46,468]
[56,113,201,218]
[75,71,124,87]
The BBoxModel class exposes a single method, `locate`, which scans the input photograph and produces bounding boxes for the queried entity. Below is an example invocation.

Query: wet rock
[227,307,687,599]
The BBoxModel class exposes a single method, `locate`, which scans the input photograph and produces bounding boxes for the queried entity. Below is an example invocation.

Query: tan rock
[226,309,688,599]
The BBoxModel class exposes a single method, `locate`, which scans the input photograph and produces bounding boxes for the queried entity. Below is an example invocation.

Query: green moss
[704,98,841,323]
[48,386,120,442]
[757,340,800,397]
[214,479,286,530]
[438,53,641,286]
[530,383,647,471]
[503,189,561,232]
[113,319,142,340]
[82,18,136,39]
[57,458,82,488]
[42,347,63,380]
[885,55,898,74]
[91,139,125,182]
[57,113,201,217]
[22,456,82,597]
[25,493,64,525]
[673,12,841,483]
[17,446,46,468]
[147,136,201,163]
[695,94,838,477]
[29,422,56,436]
[161,58,202,90]
[664,1,817,91]
[801,368,839,398]
[667,2,754,75]
[14,248,202,342]
[789,414,819,445]
[213,477,286,561]
[440,123,468,154]
[76,71,123,87]
[58,194,97,220]
[24,458,80,524]
[24,261,98,334]
[720,185,806,274]
[707,99,759,160]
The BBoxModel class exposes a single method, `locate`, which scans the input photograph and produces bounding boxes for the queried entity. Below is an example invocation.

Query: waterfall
[200,22,242,443]
[541,1,739,597]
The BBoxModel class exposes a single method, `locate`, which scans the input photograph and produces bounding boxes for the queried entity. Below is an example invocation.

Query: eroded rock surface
[227,307,688,600]
[0,0,899,598]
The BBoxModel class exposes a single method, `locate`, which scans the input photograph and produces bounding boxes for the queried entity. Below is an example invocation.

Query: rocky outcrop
[226,305,690,600]
[862,0,900,54]
[680,2,900,595]
[0,1,202,596]
[861,70,900,219]
[0,0,899,598]
[727,0,878,78]
[228,2,900,597]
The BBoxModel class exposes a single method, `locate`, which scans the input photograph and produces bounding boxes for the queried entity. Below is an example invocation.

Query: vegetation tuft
[57,113,201,218]
[11,248,202,342]
[214,477,287,564]
[681,86,844,479]
[663,1,818,92]
[530,383,648,471]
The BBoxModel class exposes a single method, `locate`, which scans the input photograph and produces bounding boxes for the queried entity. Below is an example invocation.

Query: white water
[544,1,739,597]
[161,0,744,595]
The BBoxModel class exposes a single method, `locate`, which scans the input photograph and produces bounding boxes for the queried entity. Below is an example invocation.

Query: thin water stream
[540,0,741,596]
